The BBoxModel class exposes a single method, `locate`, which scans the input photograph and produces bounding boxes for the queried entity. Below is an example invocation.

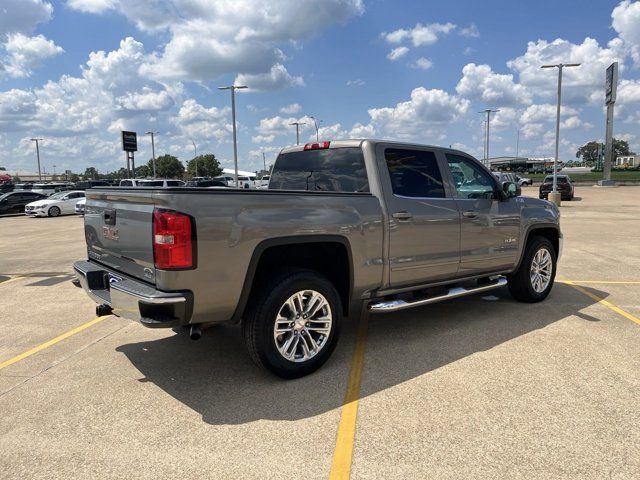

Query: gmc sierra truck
[73,140,562,378]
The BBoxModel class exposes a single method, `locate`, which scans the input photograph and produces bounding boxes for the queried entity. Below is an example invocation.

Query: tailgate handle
[104,209,116,225]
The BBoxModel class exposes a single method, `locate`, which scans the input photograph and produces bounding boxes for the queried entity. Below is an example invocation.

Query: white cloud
[506,37,624,104]
[0,0,52,36]
[359,87,470,140]
[612,0,640,65]
[2,33,64,78]
[519,104,579,124]
[349,122,375,138]
[279,103,302,114]
[456,63,531,104]
[411,57,432,70]
[175,98,230,142]
[459,24,480,38]
[314,123,348,141]
[254,115,314,144]
[383,22,456,47]
[387,46,409,61]
[116,88,174,112]
[66,0,115,14]
[75,0,364,88]
[235,64,304,91]
[347,79,365,87]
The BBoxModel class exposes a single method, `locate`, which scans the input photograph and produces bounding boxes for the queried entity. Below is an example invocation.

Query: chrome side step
[369,276,508,313]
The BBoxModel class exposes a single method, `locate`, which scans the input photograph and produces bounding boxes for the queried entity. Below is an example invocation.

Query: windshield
[48,192,67,199]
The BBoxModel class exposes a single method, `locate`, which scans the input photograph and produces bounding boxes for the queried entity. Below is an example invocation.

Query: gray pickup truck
[73,139,561,378]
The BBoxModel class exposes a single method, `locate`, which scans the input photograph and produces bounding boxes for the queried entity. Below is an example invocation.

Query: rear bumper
[73,260,193,328]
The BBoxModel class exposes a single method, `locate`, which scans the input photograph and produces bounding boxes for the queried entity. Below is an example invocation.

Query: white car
[75,197,86,215]
[25,190,85,217]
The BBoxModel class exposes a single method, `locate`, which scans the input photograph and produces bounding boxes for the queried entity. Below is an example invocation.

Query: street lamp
[478,109,499,167]
[145,131,159,178]
[289,122,306,145]
[310,116,322,142]
[218,84,248,187]
[541,62,581,198]
[190,138,198,177]
[30,138,43,181]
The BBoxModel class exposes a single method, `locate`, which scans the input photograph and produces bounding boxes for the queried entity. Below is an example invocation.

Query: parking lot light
[541,63,581,197]
[30,138,44,181]
[218,85,248,187]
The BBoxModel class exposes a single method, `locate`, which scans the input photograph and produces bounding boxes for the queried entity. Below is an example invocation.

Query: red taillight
[153,209,193,269]
[303,141,330,150]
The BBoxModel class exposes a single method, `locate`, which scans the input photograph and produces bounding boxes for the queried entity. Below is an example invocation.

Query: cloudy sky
[1,0,639,175]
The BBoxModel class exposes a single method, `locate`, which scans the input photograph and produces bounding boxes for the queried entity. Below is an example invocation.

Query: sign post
[121,131,137,179]
[599,62,618,186]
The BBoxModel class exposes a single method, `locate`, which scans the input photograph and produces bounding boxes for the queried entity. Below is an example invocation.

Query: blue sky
[1,0,639,175]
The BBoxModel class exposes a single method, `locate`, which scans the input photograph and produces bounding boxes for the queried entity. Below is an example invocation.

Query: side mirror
[502,181,521,198]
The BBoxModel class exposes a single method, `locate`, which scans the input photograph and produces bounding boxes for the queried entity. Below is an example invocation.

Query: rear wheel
[508,236,556,302]
[242,269,342,379]
[48,206,61,217]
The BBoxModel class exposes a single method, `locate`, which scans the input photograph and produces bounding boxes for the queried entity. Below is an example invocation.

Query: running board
[369,276,508,313]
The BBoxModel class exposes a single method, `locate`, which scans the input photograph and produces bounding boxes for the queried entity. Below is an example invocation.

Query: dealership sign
[121,131,138,152]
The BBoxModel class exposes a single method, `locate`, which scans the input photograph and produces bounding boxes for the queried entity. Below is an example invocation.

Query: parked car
[75,198,86,215]
[539,175,574,201]
[31,183,73,196]
[0,182,14,194]
[13,183,34,191]
[0,191,47,214]
[74,180,111,190]
[119,179,185,187]
[515,175,533,186]
[74,139,561,378]
[25,190,85,217]
[184,179,228,187]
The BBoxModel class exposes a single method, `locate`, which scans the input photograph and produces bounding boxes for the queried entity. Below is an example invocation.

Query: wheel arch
[232,235,354,322]
[515,225,560,272]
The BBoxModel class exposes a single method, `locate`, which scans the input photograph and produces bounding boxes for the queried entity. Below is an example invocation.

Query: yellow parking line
[564,281,640,326]
[329,314,369,480]
[0,316,110,371]
[0,275,24,286]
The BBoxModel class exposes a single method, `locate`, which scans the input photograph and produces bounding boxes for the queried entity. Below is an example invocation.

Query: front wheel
[508,236,556,302]
[242,269,342,379]
[48,206,61,217]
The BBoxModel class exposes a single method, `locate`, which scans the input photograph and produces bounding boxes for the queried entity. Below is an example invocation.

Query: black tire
[48,206,61,217]
[242,269,342,379]
[507,236,556,303]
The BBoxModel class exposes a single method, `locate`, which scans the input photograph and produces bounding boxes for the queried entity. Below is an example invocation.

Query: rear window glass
[269,147,368,192]
[140,181,164,187]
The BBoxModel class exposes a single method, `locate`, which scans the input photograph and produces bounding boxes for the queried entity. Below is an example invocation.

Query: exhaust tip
[189,325,202,341]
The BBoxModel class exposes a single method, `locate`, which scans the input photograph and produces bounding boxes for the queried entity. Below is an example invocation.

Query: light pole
[218,84,248,187]
[262,151,266,172]
[289,122,306,145]
[541,62,580,198]
[30,138,43,180]
[190,138,198,177]
[478,109,499,167]
[310,116,322,142]
[515,126,520,158]
[145,131,158,178]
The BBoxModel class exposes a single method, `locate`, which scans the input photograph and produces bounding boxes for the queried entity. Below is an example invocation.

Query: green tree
[149,154,185,179]
[84,167,98,180]
[186,154,223,178]
[576,138,634,166]
[135,164,151,178]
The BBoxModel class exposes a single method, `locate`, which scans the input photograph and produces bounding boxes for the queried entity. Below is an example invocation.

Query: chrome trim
[369,276,507,312]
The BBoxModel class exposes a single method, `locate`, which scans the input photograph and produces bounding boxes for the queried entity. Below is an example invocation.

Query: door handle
[462,210,478,218]
[392,211,413,221]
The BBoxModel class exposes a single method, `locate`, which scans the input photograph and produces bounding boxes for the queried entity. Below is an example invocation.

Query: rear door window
[384,148,445,198]
[270,147,368,192]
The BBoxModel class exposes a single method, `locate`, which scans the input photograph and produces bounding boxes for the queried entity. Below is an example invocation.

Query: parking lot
[1,185,639,479]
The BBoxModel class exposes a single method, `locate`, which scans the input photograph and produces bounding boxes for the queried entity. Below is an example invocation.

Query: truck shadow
[116,282,605,425]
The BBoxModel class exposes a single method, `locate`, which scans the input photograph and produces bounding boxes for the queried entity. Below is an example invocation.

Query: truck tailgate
[84,189,157,284]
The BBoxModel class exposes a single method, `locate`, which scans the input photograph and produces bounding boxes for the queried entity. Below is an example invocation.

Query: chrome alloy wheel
[273,290,332,363]
[530,247,553,293]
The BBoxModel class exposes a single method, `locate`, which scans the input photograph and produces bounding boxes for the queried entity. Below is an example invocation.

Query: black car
[185,179,228,188]
[0,191,47,214]
[74,180,111,190]
[539,174,574,201]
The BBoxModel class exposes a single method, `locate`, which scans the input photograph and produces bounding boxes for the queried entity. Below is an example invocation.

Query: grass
[527,171,640,182]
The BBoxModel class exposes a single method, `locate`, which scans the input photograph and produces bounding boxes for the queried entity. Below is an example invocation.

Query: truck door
[377,145,461,287]
[443,153,520,276]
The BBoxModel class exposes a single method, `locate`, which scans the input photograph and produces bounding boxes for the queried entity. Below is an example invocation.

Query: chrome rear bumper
[73,260,192,327]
